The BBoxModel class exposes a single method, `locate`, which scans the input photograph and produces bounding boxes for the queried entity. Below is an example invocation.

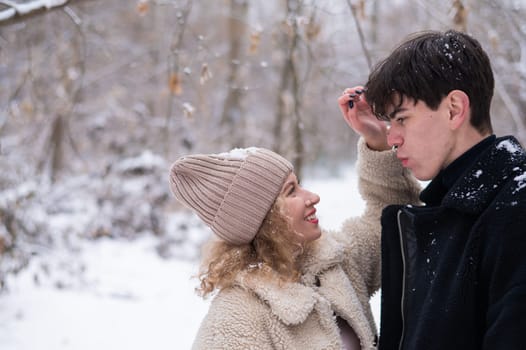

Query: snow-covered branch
[0,0,69,22]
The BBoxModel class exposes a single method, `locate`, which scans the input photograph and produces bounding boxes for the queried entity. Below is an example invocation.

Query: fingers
[338,86,368,128]
[338,86,360,120]
[339,86,367,109]
[338,86,388,149]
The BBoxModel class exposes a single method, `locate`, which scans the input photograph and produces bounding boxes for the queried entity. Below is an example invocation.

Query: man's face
[386,97,456,181]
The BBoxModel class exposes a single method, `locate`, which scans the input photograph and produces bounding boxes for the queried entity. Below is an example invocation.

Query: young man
[338,30,526,349]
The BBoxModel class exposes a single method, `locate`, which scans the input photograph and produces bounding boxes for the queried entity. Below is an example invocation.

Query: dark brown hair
[366,30,494,134]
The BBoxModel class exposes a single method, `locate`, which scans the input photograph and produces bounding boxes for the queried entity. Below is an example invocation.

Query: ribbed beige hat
[169,147,293,245]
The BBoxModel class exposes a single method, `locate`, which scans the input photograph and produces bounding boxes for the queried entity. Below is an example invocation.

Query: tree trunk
[274,0,304,178]
[49,114,65,183]
[162,1,193,158]
[219,0,248,148]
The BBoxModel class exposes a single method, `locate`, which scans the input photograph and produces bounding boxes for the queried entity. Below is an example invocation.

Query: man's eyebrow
[388,107,407,119]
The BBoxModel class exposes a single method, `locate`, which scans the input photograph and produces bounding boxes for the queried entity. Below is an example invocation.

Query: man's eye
[288,186,295,195]
[396,117,405,125]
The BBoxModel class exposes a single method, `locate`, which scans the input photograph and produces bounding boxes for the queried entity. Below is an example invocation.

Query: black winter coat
[379,136,526,350]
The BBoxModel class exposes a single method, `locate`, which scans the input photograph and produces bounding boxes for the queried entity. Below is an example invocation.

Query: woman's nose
[305,192,320,207]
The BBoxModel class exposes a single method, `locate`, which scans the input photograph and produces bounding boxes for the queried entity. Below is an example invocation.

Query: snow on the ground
[0,235,209,350]
[0,166,381,350]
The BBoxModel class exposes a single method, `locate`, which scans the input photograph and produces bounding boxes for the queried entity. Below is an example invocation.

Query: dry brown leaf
[137,0,149,16]
[357,0,366,19]
[452,0,468,32]
[169,73,183,95]
[21,100,34,115]
[488,31,499,50]
[305,20,320,41]
[249,31,261,55]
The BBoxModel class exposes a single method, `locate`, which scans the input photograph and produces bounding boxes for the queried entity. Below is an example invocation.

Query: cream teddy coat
[192,139,421,350]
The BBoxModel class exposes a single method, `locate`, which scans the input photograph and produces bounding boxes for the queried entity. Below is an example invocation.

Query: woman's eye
[287,186,296,196]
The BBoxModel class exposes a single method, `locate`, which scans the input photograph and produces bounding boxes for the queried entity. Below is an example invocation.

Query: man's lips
[397,156,409,166]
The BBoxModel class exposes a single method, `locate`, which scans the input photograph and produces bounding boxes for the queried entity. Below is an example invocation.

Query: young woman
[169,89,420,349]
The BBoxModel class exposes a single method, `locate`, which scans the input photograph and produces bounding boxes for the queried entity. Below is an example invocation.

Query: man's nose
[386,127,401,147]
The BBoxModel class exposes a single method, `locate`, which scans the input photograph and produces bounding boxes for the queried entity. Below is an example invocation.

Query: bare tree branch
[344,0,372,71]
[32,4,87,181]
[0,0,69,23]
[62,5,87,164]
[274,0,304,177]
[163,0,193,157]
[0,40,32,133]
[219,0,248,148]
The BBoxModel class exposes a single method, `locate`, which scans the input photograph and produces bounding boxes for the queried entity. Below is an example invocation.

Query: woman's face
[279,172,322,243]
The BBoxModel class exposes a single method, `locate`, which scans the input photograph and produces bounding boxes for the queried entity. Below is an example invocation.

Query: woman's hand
[338,86,390,151]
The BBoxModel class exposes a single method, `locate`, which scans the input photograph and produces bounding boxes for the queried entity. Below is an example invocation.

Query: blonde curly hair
[196,197,306,298]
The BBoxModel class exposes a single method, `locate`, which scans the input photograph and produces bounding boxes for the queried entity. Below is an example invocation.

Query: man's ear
[447,90,470,130]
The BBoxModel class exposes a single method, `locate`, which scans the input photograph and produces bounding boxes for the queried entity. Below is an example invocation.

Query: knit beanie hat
[169,147,293,245]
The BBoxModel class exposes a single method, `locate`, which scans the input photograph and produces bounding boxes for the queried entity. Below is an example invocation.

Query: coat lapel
[234,235,344,326]
[318,266,374,347]
[238,270,323,325]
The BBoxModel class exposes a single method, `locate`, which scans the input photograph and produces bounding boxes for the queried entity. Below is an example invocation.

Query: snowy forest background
[0,0,525,348]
